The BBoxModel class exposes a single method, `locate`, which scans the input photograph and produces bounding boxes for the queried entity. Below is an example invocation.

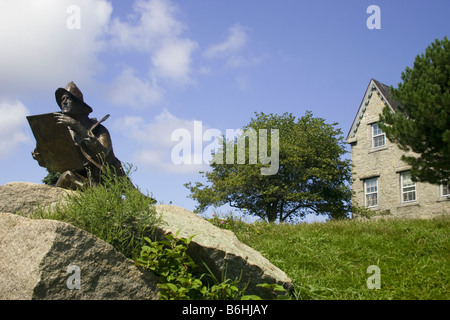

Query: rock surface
[0,182,293,299]
[0,182,73,216]
[154,204,293,298]
[0,212,159,300]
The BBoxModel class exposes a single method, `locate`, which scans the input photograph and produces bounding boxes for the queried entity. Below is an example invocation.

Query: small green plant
[256,283,291,300]
[201,262,250,300]
[209,212,239,230]
[352,205,391,219]
[42,170,61,185]
[32,162,159,260]
[136,230,260,300]
[137,230,204,300]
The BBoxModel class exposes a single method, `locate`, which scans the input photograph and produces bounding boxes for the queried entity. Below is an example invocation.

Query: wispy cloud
[109,0,185,51]
[108,0,198,102]
[204,24,248,59]
[203,23,267,90]
[114,109,212,174]
[0,0,197,108]
[0,100,31,159]
[0,0,112,97]
[107,67,164,108]
[151,38,198,84]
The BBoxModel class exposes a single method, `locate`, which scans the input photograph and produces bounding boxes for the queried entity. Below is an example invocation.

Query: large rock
[0,182,293,299]
[0,212,159,300]
[154,204,293,298]
[0,182,73,216]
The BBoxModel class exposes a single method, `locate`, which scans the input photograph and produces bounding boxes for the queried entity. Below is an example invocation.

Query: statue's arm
[81,128,113,159]
[53,113,113,160]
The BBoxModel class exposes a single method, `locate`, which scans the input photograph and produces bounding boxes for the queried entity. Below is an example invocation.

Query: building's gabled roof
[346,78,400,142]
[371,79,402,110]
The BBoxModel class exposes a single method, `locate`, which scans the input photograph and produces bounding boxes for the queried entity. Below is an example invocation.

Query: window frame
[364,177,378,208]
[401,172,416,203]
[371,123,386,149]
[441,181,450,198]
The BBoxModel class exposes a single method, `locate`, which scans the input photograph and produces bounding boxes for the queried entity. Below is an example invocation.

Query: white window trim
[441,182,450,198]
[372,123,386,149]
[401,172,416,203]
[364,178,378,208]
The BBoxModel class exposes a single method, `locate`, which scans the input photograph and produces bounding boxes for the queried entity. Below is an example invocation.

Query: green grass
[29,163,449,300]
[31,164,160,260]
[209,214,450,300]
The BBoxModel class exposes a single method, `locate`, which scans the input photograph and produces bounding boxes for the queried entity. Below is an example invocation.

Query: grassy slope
[212,216,450,299]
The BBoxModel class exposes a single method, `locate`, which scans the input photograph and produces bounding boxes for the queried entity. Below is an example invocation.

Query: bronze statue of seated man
[31,81,124,190]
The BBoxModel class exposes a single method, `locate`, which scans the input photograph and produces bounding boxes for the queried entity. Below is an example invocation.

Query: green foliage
[208,212,243,230]
[136,230,255,300]
[185,111,352,222]
[201,262,250,300]
[137,231,203,300]
[42,170,61,185]
[351,205,391,219]
[379,36,450,184]
[256,283,291,300]
[32,163,159,260]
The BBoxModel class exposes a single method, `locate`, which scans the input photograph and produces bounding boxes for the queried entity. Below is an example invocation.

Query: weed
[31,163,160,260]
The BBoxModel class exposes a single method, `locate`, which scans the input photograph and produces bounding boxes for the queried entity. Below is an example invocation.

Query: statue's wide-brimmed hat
[55,81,93,114]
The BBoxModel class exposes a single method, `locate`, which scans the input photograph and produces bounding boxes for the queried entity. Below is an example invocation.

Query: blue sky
[0,0,449,222]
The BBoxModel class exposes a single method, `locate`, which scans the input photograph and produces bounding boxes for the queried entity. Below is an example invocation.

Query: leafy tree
[185,112,352,222]
[379,37,450,184]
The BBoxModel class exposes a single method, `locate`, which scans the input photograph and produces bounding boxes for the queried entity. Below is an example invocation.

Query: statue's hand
[54,113,87,137]
[81,136,98,148]
[32,149,45,167]
[54,113,78,128]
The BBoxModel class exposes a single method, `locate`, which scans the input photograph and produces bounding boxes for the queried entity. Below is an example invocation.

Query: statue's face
[60,94,84,116]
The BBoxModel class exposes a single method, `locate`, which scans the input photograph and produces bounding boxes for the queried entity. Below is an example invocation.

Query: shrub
[136,230,260,300]
[32,163,160,260]
[42,170,61,185]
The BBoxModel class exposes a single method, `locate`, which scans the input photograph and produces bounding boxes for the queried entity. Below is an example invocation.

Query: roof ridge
[371,79,402,110]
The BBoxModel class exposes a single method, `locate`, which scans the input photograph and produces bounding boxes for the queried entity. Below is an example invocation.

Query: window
[441,181,450,197]
[372,123,385,148]
[401,172,416,203]
[364,178,378,207]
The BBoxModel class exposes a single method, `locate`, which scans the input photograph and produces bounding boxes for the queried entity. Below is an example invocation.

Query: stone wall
[348,82,449,219]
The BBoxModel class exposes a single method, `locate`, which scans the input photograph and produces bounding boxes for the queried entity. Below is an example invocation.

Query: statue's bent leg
[55,170,87,190]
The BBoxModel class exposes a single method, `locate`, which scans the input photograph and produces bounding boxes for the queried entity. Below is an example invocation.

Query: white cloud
[0,100,31,159]
[0,0,112,96]
[204,24,248,59]
[151,38,198,84]
[115,109,213,173]
[109,0,184,51]
[203,23,269,71]
[107,67,164,108]
[109,0,198,89]
[0,0,197,108]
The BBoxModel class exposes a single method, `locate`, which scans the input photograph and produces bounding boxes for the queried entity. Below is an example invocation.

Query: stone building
[347,79,449,219]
